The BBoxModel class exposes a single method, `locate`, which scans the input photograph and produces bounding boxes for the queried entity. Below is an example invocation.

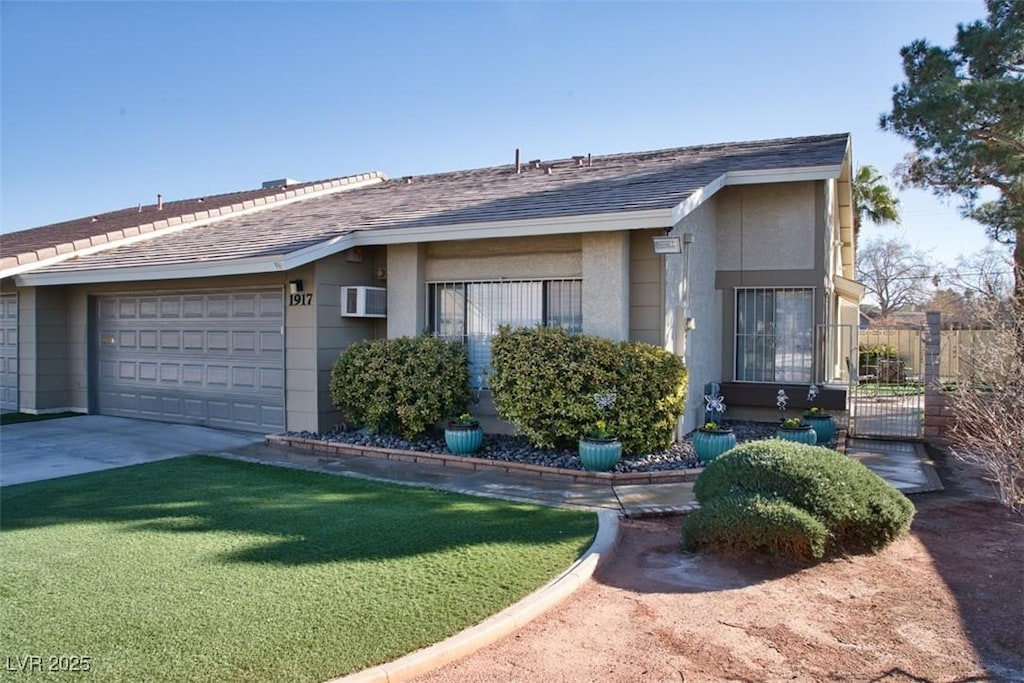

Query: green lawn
[1,456,596,682]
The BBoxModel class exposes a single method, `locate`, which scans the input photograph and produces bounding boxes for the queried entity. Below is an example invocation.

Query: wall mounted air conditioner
[341,286,387,318]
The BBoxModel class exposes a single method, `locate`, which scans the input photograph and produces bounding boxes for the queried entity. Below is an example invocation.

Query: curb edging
[330,509,620,683]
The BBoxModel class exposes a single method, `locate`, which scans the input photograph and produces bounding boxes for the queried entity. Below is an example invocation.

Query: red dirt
[417,450,1024,682]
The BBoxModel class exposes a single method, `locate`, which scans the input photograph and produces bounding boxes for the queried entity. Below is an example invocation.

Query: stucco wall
[582,231,629,340]
[424,234,582,281]
[666,198,721,433]
[716,182,818,272]
[629,230,664,346]
[387,244,426,338]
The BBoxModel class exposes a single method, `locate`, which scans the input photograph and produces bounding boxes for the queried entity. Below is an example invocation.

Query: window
[735,287,814,383]
[428,279,582,387]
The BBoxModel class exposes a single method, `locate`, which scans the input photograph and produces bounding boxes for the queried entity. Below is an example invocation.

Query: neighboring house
[0,133,860,436]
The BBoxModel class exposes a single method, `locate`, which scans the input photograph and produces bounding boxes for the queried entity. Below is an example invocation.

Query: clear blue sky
[0,0,997,267]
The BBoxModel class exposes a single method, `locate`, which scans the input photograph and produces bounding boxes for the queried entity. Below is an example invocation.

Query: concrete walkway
[1,415,941,512]
[219,436,940,517]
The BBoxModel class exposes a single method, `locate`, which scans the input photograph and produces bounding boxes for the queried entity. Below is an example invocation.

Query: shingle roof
[0,174,384,273]
[18,133,849,277]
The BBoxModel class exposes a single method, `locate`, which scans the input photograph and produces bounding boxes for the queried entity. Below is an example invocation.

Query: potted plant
[444,413,483,456]
[692,422,736,465]
[578,420,622,472]
[776,417,818,445]
[803,384,836,445]
[803,407,836,445]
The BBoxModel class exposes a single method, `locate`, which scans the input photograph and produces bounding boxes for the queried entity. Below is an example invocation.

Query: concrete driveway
[0,415,265,487]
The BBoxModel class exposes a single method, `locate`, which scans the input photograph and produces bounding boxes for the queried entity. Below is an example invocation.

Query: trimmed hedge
[681,493,829,560]
[489,326,687,454]
[683,439,915,561]
[330,335,470,439]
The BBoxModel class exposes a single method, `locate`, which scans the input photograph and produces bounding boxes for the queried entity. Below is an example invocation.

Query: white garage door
[0,293,17,412]
[96,290,285,433]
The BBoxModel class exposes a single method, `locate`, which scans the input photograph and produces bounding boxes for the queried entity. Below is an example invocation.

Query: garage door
[0,293,17,412]
[96,290,285,433]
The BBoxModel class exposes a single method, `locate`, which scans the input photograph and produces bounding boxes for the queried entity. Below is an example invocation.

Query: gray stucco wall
[666,198,721,434]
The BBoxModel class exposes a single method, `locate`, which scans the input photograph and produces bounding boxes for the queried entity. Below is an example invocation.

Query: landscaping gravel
[282,421,781,474]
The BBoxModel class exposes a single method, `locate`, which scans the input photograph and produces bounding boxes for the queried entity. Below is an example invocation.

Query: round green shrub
[681,493,829,561]
[329,335,470,439]
[687,439,915,558]
[489,325,687,454]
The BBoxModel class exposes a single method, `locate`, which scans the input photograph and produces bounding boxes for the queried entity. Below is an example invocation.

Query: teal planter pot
[805,415,836,445]
[776,425,818,445]
[693,429,736,465]
[444,423,483,455]
[578,437,622,472]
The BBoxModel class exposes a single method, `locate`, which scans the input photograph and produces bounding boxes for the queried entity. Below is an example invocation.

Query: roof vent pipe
[530,159,541,169]
[515,148,521,174]
[546,166,553,176]
[587,153,592,167]
[157,194,163,210]
[573,155,584,167]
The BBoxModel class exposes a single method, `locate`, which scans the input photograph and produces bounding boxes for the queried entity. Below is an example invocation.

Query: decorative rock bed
[275,421,782,475]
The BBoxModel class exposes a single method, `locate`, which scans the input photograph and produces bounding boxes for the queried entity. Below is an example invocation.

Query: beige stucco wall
[386,244,426,338]
[628,230,664,346]
[423,234,582,281]
[582,231,629,340]
[716,182,818,272]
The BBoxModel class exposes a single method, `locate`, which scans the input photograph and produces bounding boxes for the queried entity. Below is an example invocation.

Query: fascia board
[2,176,385,281]
[16,255,289,286]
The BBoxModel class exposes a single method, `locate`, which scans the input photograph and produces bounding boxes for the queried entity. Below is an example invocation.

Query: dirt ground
[417,449,1024,682]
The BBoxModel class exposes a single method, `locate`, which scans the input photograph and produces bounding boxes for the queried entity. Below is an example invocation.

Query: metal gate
[850,326,926,439]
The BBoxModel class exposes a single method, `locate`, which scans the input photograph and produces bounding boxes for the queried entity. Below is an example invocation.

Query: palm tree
[852,165,901,230]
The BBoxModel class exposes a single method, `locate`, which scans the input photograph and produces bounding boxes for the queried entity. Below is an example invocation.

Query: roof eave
[15,160,848,287]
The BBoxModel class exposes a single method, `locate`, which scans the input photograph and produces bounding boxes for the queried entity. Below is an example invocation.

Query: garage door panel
[96,290,284,432]
[0,294,17,412]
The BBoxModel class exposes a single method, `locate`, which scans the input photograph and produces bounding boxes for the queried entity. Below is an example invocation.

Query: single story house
[0,133,862,437]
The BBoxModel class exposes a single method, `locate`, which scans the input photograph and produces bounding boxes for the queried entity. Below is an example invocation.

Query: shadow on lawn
[0,455,596,566]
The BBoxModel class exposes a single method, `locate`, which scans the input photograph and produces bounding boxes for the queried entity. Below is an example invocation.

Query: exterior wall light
[289,280,304,295]
[652,236,682,254]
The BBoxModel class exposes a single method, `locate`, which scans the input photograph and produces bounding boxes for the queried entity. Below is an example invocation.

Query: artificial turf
[0,456,597,682]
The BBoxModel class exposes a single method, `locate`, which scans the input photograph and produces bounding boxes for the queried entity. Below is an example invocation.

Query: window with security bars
[428,279,583,387]
[735,287,814,383]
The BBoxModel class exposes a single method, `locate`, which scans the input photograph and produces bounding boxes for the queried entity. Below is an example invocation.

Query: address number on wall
[288,293,313,306]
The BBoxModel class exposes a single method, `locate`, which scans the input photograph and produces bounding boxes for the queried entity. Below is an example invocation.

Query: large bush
[681,494,829,560]
[489,325,687,454]
[330,335,470,439]
[682,439,915,561]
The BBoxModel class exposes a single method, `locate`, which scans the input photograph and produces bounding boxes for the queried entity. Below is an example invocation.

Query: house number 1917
[289,293,312,306]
